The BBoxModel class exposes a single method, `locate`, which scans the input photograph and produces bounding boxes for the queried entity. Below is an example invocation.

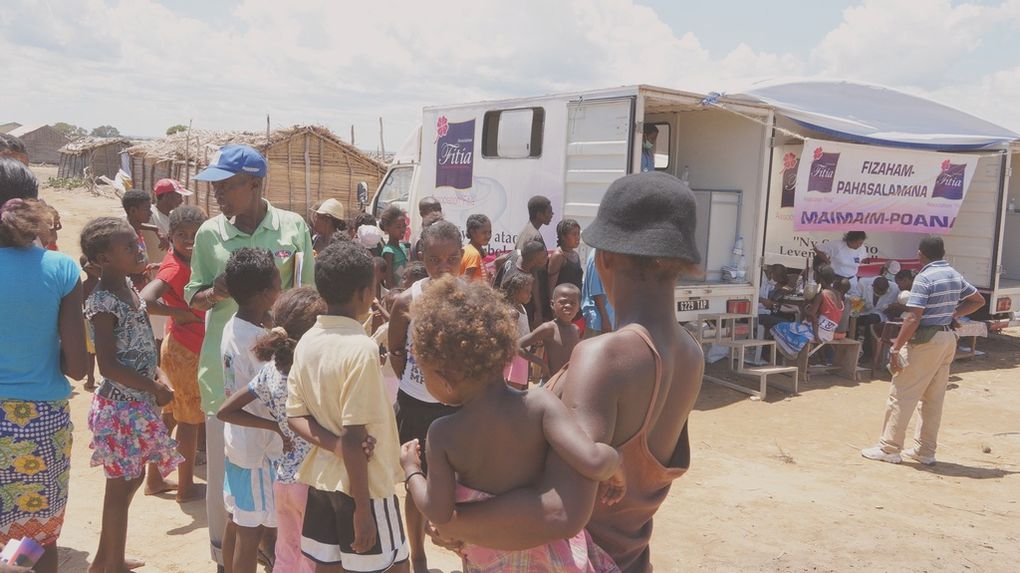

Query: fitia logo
[932,159,966,200]
[807,146,840,193]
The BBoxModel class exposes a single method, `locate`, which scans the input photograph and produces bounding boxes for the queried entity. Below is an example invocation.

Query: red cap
[153,178,193,197]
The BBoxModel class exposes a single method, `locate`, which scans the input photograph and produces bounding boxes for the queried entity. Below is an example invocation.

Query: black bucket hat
[583,172,700,264]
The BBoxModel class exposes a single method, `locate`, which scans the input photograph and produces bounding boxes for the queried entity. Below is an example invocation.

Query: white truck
[748,81,1020,329]
[370,85,776,322]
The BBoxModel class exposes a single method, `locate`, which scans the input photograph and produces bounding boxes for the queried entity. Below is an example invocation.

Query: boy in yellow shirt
[286,241,408,572]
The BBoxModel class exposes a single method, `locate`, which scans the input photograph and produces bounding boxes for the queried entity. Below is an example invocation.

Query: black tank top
[556,252,583,289]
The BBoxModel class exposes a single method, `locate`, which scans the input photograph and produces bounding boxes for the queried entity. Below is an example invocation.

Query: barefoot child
[400,276,623,573]
[388,220,463,572]
[519,283,582,379]
[219,248,283,573]
[379,205,409,288]
[140,205,208,503]
[287,241,409,572]
[500,273,536,390]
[218,287,325,573]
[81,217,182,573]
[459,214,491,283]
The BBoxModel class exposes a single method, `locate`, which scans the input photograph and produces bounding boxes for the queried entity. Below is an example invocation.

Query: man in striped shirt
[862,236,984,465]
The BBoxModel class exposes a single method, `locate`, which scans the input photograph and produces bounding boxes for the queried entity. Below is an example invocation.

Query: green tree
[90,125,121,137]
[52,122,87,139]
[166,124,188,135]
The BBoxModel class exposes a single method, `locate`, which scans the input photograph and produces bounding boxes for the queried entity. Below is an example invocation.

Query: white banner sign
[793,138,979,234]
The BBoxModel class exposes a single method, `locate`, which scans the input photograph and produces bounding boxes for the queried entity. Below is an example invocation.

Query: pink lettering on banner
[793,138,976,235]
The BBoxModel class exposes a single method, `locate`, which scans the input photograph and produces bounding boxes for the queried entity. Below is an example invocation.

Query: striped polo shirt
[907,260,977,326]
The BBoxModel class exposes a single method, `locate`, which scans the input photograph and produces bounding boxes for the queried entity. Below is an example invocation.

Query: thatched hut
[10,125,70,164]
[58,137,131,179]
[124,125,387,218]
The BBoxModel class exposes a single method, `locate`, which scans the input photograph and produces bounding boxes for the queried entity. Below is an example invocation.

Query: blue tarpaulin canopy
[733,80,1019,151]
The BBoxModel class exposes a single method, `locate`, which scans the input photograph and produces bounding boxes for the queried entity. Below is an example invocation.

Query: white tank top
[398,278,439,403]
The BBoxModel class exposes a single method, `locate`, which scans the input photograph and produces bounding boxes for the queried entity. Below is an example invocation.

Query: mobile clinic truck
[371,85,776,321]
[742,81,1020,329]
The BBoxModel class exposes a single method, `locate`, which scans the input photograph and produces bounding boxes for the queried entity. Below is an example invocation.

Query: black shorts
[301,488,408,571]
[395,390,458,474]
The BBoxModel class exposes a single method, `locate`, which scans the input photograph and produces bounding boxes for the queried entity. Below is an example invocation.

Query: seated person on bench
[854,275,899,354]
[758,264,797,335]
[771,265,843,360]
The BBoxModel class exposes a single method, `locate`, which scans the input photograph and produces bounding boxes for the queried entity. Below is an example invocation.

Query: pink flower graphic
[437,116,449,138]
[813,147,823,161]
[783,152,798,170]
[941,159,951,172]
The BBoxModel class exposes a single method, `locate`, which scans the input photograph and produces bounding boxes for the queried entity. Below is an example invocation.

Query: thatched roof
[60,137,131,154]
[126,125,386,169]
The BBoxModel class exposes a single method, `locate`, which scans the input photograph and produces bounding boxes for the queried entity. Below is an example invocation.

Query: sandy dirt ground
[32,166,1019,572]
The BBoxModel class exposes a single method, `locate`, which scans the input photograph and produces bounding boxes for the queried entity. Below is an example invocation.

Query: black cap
[583,172,700,263]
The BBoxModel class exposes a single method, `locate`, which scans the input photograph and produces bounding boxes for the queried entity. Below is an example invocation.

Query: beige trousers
[879,330,957,457]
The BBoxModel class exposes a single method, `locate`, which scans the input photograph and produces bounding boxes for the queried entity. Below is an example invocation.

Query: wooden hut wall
[20,128,68,164]
[90,143,128,179]
[263,133,386,222]
[57,153,85,178]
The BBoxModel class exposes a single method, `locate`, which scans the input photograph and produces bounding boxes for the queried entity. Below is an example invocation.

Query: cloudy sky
[3,0,1019,151]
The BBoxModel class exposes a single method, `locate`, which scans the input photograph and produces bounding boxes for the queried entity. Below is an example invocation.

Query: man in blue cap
[184,144,315,569]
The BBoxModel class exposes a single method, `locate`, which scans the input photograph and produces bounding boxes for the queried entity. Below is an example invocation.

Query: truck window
[482,107,545,158]
[373,166,413,218]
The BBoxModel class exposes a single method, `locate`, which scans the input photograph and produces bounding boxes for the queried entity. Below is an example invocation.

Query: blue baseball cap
[194,144,268,182]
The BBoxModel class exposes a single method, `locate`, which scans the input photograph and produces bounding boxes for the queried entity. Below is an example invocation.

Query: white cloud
[812,0,993,86]
[0,0,1016,149]
[0,0,806,148]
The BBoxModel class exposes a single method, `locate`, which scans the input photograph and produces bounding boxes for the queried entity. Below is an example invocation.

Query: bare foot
[176,482,207,503]
[87,558,145,573]
[84,380,96,392]
[144,477,177,496]
[411,558,429,573]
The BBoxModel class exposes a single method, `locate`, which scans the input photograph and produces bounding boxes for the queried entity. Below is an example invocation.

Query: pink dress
[504,304,531,386]
[456,483,620,573]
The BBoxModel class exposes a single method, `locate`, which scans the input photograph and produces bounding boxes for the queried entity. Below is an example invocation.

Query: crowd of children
[1,136,705,573]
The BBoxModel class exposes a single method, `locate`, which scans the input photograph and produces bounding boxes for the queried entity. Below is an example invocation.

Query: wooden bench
[795,337,869,384]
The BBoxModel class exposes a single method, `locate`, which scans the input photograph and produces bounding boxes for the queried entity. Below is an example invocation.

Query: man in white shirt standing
[814,231,867,287]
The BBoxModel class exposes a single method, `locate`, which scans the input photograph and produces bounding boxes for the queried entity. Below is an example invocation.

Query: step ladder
[719,339,798,400]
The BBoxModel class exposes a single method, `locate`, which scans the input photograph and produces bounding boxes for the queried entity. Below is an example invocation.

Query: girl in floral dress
[80,217,182,573]
[217,287,325,573]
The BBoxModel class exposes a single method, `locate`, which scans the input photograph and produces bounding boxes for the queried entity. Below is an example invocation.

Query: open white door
[563,97,634,260]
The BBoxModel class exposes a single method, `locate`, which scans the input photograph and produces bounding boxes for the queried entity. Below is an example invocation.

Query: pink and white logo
[808,147,840,193]
[437,116,449,138]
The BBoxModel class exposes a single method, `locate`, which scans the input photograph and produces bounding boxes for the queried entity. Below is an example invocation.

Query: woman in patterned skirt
[0,158,89,573]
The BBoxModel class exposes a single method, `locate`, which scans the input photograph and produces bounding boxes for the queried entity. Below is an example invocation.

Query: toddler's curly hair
[411,276,517,385]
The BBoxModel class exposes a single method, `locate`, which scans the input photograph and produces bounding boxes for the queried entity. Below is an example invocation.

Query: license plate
[677,299,710,312]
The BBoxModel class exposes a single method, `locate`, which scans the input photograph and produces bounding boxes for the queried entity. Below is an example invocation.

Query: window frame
[481,107,546,159]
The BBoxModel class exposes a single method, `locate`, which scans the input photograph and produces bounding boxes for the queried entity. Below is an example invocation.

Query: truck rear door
[563,97,634,260]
